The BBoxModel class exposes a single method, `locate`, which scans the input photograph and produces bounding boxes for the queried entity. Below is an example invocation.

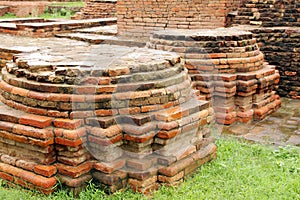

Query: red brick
[13,124,53,139]
[98,77,110,85]
[53,118,82,130]
[1,130,28,144]
[19,114,52,128]
[55,137,83,147]
[0,80,13,93]
[47,110,69,118]
[97,86,116,93]
[56,162,93,178]
[89,125,121,138]
[92,171,127,185]
[63,127,86,140]
[119,107,141,115]
[11,86,29,97]
[70,95,86,102]
[88,134,122,146]
[0,171,13,182]
[0,162,57,189]
[127,157,155,171]
[122,122,156,135]
[94,109,118,116]
[16,160,35,171]
[157,121,179,130]
[28,91,48,101]
[157,129,180,139]
[27,107,48,116]
[58,174,92,188]
[74,86,96,94]
[123,131,155,143]
[34,165,57,177]
[158,171,184,183]
[47,93,70,102]
[128,176,157,189]
[93,159,126,173]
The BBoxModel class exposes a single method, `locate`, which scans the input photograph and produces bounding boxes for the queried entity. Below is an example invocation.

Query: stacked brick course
[238,26,300,98]
[117,0,241,41]
[233,0,300,26]
[0,45,216,193]
[73,0,117,20]
[231,0,300,98]
[148,28,281,124]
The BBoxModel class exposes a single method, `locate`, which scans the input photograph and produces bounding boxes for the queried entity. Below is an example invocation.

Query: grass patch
[50,1,85,7]
[0,12,17,19]
[39,12,74,19]
[0,137,299,199]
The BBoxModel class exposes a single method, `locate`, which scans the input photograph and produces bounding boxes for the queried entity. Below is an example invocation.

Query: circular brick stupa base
[148,27,281,125]
[0,45,216,194]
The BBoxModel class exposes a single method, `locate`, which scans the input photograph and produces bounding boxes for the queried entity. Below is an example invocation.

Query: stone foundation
[147,27,281,125]
[0,18,116,37]
[0,44,216,194]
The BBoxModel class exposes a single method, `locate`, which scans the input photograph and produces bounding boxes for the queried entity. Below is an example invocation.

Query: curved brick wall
[0,45,216,193]
[148,27,281,124]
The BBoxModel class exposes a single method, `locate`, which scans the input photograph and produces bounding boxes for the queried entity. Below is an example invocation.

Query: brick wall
[234,0,300,27]
[73,0,116,19]
[117,0,241,41]
[0,1,49,17]
[247,27,300,98]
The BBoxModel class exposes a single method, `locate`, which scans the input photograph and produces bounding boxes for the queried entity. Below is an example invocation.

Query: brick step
[155,98,209,122]
[17,18,117,31]
[0,162,57,194]
[74,24,117,36]
[55,33,146,47]
[0,17,45,24]
[0,100,53,129]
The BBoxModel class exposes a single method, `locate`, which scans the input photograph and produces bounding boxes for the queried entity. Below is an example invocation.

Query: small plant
[0,12,17,19]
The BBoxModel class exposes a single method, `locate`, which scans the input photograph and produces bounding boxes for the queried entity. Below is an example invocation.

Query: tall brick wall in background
[117,0,241,41]
[232,0,300,98]
[233,0,300,26]
[247,27,300,98]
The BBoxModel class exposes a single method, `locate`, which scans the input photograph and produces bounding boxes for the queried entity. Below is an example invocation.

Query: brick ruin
[147,28,281,124]
[0,1,49,17]
[0,0,298,195]
[117,0,241,40]
[232,0,300,98]
[0,44,216,193]
[73,0,117,20]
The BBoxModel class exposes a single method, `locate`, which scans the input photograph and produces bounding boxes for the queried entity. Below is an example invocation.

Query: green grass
[39,12,74,20]
[0,137,299,200]
[0,12,17,19]
[50,1,85,7]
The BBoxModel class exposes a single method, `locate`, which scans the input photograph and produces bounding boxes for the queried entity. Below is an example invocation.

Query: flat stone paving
[223,97,300,147]
[0,33,299,147]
